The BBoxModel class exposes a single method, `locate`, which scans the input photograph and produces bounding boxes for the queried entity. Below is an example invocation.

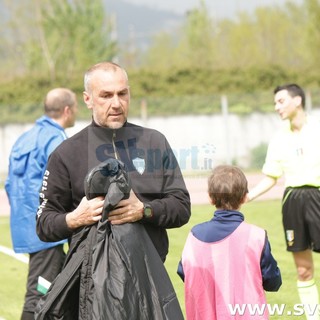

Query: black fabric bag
[92,218,184,320]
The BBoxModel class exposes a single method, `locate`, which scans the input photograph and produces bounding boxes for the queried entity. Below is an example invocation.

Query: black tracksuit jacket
[36,121,191,261]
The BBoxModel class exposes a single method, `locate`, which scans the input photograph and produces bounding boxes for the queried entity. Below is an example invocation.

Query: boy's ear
[241,193,249,204]
[209,196,215,205]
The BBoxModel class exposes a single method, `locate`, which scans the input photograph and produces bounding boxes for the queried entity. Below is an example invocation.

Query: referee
[249,84,320,320]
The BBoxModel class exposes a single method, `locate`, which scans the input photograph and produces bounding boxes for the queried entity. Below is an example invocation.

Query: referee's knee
[296,266,313,281]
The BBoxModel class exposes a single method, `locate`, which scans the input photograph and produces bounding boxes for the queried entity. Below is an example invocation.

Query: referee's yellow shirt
[262,116,320,188]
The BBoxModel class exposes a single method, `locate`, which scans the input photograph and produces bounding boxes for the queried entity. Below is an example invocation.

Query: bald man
[5,88,78,320]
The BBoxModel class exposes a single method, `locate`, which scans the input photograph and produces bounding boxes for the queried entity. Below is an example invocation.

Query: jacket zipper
[112,131,119,160]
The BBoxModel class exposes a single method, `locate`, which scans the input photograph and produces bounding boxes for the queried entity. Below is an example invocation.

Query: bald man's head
[44,88,78,128]
[44,88,77,119]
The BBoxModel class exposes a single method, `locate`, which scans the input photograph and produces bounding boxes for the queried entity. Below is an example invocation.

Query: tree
[178,0,217,68]
[1,0,117,82]
[142,0,217,71]
[142,33,180,71]
[213,3,310,70]
[305,0,320,70]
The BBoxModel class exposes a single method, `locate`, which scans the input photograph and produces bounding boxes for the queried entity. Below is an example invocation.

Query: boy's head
[208,165,248,210]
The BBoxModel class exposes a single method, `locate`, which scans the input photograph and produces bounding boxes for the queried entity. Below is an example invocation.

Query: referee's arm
[248,175,277,202]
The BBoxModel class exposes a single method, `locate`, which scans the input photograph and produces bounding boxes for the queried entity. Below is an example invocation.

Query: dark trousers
[21,245,65,320]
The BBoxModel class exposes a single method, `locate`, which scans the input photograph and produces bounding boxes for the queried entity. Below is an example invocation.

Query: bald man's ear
[83,91,92,109]
[60,106,70,123]
[61,105,70,116]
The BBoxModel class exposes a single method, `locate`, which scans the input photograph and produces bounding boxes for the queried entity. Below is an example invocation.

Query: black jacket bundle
[35,158,184,319]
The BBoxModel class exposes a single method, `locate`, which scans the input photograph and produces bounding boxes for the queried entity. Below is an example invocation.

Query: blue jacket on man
[5,115,67,253]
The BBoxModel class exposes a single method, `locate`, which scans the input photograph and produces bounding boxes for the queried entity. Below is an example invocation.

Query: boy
[178,165,282,319]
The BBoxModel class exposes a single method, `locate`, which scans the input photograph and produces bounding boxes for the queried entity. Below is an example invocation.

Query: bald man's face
[83,69,130,129]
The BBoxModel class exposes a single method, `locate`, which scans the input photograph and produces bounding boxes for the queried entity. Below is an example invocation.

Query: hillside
[105,0,183,49]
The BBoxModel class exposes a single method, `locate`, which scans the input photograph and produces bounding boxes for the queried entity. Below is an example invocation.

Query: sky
[126,0,303,19]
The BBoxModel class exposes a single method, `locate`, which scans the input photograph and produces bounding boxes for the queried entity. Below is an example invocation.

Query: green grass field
[1,200,320,319]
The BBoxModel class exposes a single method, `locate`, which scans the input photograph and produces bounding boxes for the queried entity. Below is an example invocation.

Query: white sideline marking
[0,245,28,264]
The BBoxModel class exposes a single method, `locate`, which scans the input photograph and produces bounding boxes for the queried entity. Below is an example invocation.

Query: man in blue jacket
[5,88,78,320]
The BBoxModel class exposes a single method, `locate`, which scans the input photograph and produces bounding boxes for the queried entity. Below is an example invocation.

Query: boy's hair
[208,165,248,210]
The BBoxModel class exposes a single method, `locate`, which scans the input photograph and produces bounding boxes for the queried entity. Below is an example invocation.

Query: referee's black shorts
[282,186,320,252]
